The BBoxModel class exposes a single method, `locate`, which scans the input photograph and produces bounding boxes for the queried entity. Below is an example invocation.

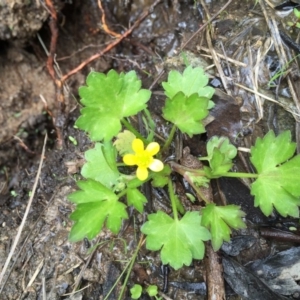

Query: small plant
[68,66,300,272]
[268,54,300,87]
[287,8,300,29]
[130,284,161,299]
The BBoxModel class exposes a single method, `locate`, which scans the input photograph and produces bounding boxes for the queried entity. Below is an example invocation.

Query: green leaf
[81,142,120,189]
[151,165,172,187]
[294,8,300,19]
[186,171,210,187]
[201,136,237,177]
[250,131,300,217]
[209,148,233,176]
[162,65,215,100]
[162,92,209,137]
[146,285,158,297]
[206,136,237,163]
[126,188,147,213]
[68,180,128,241]
[174,194,185,215]
[113,130,136,156]
[76,70,151,141]
[141,211,211,270]
[201,204,246,251]
[127,177,144,189]
[250,131,296,173]
[130,284,142,299]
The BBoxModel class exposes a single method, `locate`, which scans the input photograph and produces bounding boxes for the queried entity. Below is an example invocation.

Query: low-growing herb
[68,66,300,278]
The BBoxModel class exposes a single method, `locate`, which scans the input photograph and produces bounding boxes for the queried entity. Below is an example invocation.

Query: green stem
[121,118,147,144]
[169,161,206,177]
[116,175,153,199]
[217,172,259,179]
[187,180,211,204]
[168,178,178,221]
[104,258,132,300]
[161,124,177,154]
[117,236,145,300]
[116,163,126,167]
[117,189,128,199]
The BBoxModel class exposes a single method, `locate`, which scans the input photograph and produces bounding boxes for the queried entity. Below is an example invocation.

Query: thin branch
[181,0,233,50]
[0,134,48,291]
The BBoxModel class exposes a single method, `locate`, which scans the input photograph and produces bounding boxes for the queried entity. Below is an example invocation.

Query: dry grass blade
[0,134,47,293]
[198,47,247,67]
[181,0,233,50]
[247,42,263,121]
[259,0,300,120]
[0,180,67,296]
[71,235,102,293]
[200,0,231,95]
[18,259,44,300]
[234,82,300,118]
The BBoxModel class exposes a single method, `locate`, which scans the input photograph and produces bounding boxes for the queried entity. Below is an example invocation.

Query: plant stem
[121,118,147,144]
[116,175,153,199]
[117,236,145,300]
[169,161,206,177]
[104,259,132,300]
[116,163,126,167]
[219,172,259,178]
[187,180,211,204]
[168,179,178,221]
[161,124,177,154]
[117,189,128,199]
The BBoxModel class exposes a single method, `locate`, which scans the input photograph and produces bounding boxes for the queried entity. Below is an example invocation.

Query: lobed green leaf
[151,165,172,187]
[162,92,209,137]
[250,131,296,173]
[201,136,237,177]
[206,136,237,163]
[81,142,120,189]
[126,188,147,213]
[201,204,246,251]
[76,70,151,141]
[250,131,300,217]
[209,148,233,176]
[141,211,210,270]
[113,130,136,156]
[68,179,128,241]
[162,65,215,100]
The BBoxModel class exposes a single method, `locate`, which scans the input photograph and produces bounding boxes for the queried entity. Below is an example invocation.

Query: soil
[1,0,300,299]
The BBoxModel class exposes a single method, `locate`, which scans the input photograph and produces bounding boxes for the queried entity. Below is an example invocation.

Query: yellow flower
[123,139,164,181]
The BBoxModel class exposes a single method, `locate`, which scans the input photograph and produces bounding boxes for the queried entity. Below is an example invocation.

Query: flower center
[136,151,153,168]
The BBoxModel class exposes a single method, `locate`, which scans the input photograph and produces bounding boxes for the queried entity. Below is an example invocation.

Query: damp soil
[1,1,300,299]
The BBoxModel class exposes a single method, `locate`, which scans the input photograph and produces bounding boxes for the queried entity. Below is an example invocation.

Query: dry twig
[204,186,225,300]
[199,46,247,67]
[181,0,233,50]
[61,0,162,83]
[97,0,121,38]
[260,0,300,120]
[0,134,47,292]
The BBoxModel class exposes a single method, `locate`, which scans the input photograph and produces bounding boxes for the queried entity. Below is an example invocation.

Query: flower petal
[123,154,137,166]
[146,142,160,156]
[132,138,144,153]
[136,167,148,181]
[149,159,164,172]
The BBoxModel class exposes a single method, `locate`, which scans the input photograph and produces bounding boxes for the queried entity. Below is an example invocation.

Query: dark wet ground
[1,0,300,299]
